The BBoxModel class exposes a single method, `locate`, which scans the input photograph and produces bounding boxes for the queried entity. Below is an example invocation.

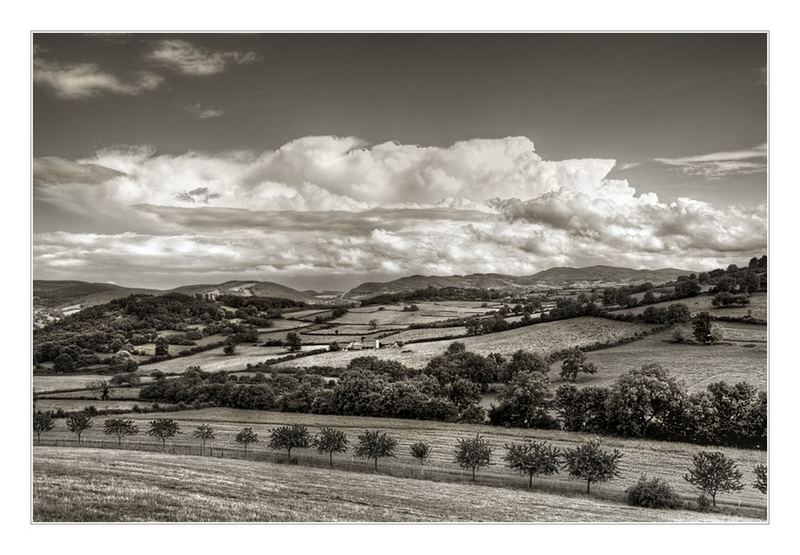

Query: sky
[32,33,767,291]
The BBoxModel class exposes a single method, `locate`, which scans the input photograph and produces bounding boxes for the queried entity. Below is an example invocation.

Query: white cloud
[33,136,768,286]
[146,39,261,76]
[183,103,225,119]
[653,144,767,179]
[33,58,163,99]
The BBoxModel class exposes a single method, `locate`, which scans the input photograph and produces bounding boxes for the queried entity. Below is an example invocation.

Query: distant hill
[345,266,693,299]
[171,281,322,303]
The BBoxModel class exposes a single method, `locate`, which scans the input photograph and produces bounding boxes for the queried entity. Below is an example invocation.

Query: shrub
[626,475,681,509]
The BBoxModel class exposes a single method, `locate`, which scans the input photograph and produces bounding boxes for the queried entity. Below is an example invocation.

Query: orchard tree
[560,348,598,382]
[286,332,302,352]
[268,424,310,461]
[410,441,432,476]
[193,424,215,455]
[453,433,493,482]
[235,427,259,458]
[33,411,54,443]
[683,451,744,507]
[753,463,767,495]
[354,429,397,470]
[504,440,561,488]
[103,418,139,446]
[562,440,623,494]
[66,412,93,444]
[147,418,180,449]
[313,427,349,468]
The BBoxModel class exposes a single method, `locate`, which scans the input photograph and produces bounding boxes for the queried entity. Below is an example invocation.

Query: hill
[33,280,159,308]
[171,280,316,302]
[345,266,692,299]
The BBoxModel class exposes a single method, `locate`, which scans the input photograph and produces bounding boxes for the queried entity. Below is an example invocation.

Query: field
[275,317,657,369]
[33,447,754,522]
[40,407,767,509]
[382,326,469,343]
[33,374,155,393]
[613,292,767,321]
[565,326,767,391]
[34,399,163,412]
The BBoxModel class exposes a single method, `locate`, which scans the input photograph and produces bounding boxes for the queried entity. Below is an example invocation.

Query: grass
[40,407,767,510]
[562,327,767,392]
[33,374,154,394]
[32,447,756,522]
[135,344,324,375]
[275,317,657,369]
[33,399,162,412]
[613,292,767,321]
[382,326,469,343]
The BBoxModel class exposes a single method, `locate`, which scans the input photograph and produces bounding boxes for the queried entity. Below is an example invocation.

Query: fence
[33,437,765,518]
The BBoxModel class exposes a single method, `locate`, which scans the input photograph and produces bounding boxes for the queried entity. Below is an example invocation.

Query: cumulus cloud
[653,144,767,179]
[33,58,163,99]
[33,135,768,287]
[146,39,261,76]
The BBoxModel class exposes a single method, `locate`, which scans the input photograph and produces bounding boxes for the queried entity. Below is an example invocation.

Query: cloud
[33,135,768,287]
[183,103,225,119]
[146,39,261,76]
[33,58,163,99]
[653,144,767,179]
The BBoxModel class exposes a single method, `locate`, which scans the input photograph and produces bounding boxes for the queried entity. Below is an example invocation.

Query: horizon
[33,33,767,290]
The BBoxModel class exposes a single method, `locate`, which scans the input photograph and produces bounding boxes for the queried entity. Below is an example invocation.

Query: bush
[626,475,681,509]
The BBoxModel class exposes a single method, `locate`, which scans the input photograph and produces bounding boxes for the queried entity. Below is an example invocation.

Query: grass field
[32,447,755,522]
[382,326,469,343]
[563,327,767,392]
[41,407,766,509]
[613,293,767,321]
[34,399,164,412]
[275,317,657,369]
[33,374,155,393]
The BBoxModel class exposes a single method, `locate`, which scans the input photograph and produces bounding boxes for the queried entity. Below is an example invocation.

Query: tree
[235,427,259,458]
[503,350,548,380]
[410,441,432,474]
[103,418,139,446]
[560,348,597,382]
[683,451,744,507]
[193,424,215,455]
[53,353,74,373]
[313,427,348,467]
[562,440,622,494]
[147,418,179,449]
[488,370,556,428]
[223,340,236,356]
[268,424,310,461]
[692,312,723,344]
[606,364,685,438]
[33,411,54,443]
[753,463,767,495]
[154,336,169,357]
[66,412,93,444]
[286,332,302,352]
[453,433,493,482]
[354,429,397,470]
[504,440,561,488]
[368,319,379,330]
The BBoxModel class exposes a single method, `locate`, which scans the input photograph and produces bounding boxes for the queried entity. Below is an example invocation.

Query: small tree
[313,427,348,467]
[368,319,379,330]
[268,424,310,461]
[503,440,561,488]
[193,424,215,455]
[103,418,139,446]
[626,475,681,509]
[147,418,180,449]
[410,441,432,476]
[286,332,302,352]
[354,429,397,470]
[683,451,744,507]
[753,463,767,495]
[33,411,54,443]
[154,336,169,357]
[66,412,93,444]
[454,433,493,482]
[235,427,259,458]
[53,353,75,373]
[562,440,622,494]
[692,312,723,344]
[560,348,598,382]
[223,340,236,356]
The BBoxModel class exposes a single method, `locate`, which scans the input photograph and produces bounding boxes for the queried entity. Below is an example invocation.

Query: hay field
[32,447,753,522]
[275,317,656,369]
[566,327,767,392]
[42,407,766,509]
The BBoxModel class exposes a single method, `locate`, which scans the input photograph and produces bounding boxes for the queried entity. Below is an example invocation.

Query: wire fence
[33,437,766,518]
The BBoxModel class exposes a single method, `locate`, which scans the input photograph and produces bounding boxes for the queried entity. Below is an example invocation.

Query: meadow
[40,407,767,509]
[33,447,754,522]
[275,317,658,369]
[613,292,767,321]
